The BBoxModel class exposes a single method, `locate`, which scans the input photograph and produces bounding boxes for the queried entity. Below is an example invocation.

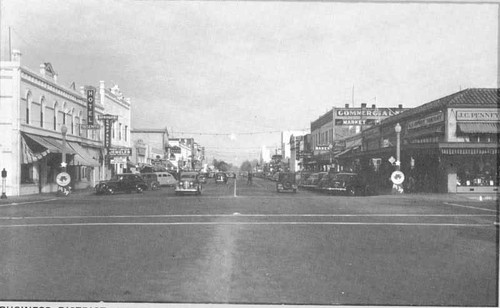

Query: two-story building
[0,50,103,196]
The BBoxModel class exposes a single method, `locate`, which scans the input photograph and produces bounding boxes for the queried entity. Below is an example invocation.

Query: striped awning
[457,122,499,134]
[21,135,49,164]
[23,133,77,155]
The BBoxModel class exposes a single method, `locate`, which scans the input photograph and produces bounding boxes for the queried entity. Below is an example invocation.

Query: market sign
[85,86,96,125]
[408,112,444,130]
[335,119,377,126]
[315,145,331,151]
[108,147,132,156]
[456,109,499,122]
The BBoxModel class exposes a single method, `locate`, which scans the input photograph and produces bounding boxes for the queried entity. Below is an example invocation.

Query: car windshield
[332,174,356,181]
[180,174,197,179]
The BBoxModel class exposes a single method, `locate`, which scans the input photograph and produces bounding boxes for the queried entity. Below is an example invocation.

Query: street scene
[0,0,498,307]
[0,178,497,306]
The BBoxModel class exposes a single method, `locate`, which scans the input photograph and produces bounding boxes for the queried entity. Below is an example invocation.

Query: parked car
[139,173,160,190]
[154,171,178,187]
[319,172,367,196]
[95,173,148,195]
[175,172,202,195]
[215,172,228,184]
[300,172,328,190]
[276,172,297,193]
[198,173,207,184]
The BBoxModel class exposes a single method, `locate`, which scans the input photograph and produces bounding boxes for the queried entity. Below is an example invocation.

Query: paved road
[0,177,497,306]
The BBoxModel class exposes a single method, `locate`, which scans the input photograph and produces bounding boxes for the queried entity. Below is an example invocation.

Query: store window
[456,156,498,187]
[20,163,35,184]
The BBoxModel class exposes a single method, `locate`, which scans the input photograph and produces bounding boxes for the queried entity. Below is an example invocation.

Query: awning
[405,124,444,139]
[21,135,49,163]
[334,148,352,158]
[23,133,76,155]
[457,122,500,134]
[68,142,100,167]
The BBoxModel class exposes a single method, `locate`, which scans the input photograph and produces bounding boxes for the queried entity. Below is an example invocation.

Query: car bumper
[323,187,347,191]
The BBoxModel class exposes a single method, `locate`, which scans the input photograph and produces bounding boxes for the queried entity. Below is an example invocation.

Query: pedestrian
[247,172,253,185]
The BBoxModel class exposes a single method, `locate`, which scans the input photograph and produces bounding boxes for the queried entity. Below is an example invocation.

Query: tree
[240,160,253,172]
[213,158,232,172]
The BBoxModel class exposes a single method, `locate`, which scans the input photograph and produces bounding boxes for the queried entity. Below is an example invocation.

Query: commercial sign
[110,157,127,164]
[335,119,377,126]
[104,119,111,148]
[108,147,132,156]
[80,124,101,130]
[336,108,407,118]
[85,86,96,125]
[408,112,444,130]
[456,109,499,121]
[315,145,331,151]
[98,114,119,121]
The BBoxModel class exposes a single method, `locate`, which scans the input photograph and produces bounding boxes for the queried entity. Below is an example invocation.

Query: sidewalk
[0,188,95,205]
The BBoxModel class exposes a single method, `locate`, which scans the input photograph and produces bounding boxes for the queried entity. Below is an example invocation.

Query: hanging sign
[98,114,119,121]
[104,120,111,148]
[85,86,96,125]
[108,148,132,156]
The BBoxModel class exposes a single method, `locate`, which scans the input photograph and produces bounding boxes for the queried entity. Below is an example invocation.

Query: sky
[1,0,497,165]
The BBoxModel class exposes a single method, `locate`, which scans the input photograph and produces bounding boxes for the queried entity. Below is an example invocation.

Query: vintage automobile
[276,172,298,193]
[215,172,228,184]
[319,172,367,196]
[300,172,328,190]
[175,172,202,195]
[154,171,178,187]
[139,173,161,190]
[198,173,208,184]
[95,173,148,195]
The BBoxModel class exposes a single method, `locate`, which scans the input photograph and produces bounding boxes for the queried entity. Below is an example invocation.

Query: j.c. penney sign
[456,109,499,121]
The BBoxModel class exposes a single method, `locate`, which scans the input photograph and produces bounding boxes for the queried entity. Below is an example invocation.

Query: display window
[456,155,498,187]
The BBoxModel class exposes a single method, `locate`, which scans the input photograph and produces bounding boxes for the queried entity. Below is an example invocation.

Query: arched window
[25,91,31,124]
[40,97,45,128]
[69,108,74,135]
[53,102,58,130]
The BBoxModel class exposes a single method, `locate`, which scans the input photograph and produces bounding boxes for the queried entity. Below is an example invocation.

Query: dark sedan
[95,173,148,195]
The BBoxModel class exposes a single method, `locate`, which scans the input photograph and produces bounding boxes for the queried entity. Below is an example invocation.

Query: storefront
[335,88,499,194]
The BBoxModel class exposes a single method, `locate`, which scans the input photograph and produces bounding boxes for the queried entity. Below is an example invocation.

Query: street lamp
[61,125,68,172]
[56,125,71,196]
[394,123,401,171]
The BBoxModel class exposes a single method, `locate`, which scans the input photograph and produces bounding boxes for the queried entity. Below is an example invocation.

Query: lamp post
[394,123,401,171]
[1,168,7,199]
[61,125,67,172]
[391,123,404,194]
[56,125,71,196]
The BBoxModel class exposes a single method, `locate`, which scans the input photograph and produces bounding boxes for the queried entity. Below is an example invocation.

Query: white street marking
[0,213,496,220]
[0,221,494,228]
[0,198,59,207]
[443,202,498,213]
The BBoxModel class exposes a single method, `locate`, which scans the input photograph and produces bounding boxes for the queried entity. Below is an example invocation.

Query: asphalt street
[0,176,497,306]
